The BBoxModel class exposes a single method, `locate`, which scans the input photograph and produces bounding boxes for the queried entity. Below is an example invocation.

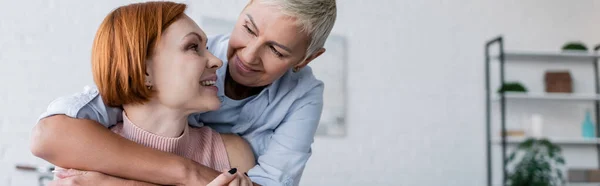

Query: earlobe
[144,76,153,90]
[144,59,153,86]
[145,76,152,85]
[144,74,152,85]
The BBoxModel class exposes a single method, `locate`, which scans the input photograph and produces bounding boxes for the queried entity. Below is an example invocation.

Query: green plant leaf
[556,170,564,182]
[498,82,528,93]
[562,42,588,51]
[508,152,517,163]
[518,138,535,149]
[555,157,565,165]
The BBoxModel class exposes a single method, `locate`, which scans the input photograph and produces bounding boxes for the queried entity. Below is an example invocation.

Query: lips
[234,55,260,73]
[199,75,217,86]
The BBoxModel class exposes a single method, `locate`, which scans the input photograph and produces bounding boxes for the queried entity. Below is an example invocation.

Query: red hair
[92,1,187,107]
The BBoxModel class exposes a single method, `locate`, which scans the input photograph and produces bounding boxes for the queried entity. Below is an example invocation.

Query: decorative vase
[530,114,543,138]
[582,110,595,139]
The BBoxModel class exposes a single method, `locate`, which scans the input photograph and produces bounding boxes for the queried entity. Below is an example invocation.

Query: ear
[295,48,326,69]
[145,59,153,86]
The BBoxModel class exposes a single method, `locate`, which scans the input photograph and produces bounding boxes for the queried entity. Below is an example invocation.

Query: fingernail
[228,168,237,175]
[244,172,248,176]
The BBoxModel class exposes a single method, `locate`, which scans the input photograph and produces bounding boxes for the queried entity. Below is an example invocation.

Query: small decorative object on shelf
[506,138,565,186]
[582,110,595,138]
[504,130,525,137]
[544,71,572,93]
[562,41,588,52]
[529,114,543,138]
[497,82,528,93]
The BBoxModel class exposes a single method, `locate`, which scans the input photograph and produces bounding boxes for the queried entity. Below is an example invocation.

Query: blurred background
[2,0,600,185]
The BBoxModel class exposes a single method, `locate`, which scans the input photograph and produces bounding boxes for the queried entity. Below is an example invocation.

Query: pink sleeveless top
[109,113,231,171]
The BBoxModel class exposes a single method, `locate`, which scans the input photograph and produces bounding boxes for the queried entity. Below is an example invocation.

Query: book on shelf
[569,169,600,183]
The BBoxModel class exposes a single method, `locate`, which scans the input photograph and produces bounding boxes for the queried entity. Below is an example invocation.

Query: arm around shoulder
[31,87,118,162]
[30,115,101,161]
[30,89,224,185]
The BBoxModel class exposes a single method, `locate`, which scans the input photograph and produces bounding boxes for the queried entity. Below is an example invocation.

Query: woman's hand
[207,168,254,186]
[49,169,158,186]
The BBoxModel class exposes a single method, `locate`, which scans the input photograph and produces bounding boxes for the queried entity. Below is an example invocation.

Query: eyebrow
[268,41,292,53]
[246,14,260,34]
[246,13,292,53]
[182,32,204,43]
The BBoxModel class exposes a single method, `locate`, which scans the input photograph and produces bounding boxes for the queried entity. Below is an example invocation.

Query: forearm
[30,115,219,185]
[122,179,161,186]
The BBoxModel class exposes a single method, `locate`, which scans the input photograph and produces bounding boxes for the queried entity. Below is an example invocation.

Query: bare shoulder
[220,133,256,173]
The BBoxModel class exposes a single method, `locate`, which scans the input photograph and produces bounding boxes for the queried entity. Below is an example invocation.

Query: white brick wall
[2,0,600,186]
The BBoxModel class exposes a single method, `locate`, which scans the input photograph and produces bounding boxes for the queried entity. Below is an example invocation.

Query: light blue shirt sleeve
[248,84,324,186]
[38,86,122,128]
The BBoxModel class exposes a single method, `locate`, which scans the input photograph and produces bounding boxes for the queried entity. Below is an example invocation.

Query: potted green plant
[497,82,528,93]
[562,42,588,52]
[506,138,566,186]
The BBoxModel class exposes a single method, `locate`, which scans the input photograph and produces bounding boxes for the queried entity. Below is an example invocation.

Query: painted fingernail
[244,172,248,176]
[228,168,237,175]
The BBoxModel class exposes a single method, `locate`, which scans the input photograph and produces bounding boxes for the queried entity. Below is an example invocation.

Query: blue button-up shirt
[39,34,324,186]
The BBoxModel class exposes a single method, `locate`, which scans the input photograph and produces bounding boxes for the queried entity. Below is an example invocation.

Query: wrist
[170,157,192,185]
[180,159,220,186]
[176,158,208,186]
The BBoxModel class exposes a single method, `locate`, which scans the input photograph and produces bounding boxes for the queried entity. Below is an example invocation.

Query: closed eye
[269,45,283,58]
[244,25,256,35]
[188,44,199,51]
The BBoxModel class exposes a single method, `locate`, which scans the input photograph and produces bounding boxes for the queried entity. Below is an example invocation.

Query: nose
[206,52,223,69]
[241,41,261,65]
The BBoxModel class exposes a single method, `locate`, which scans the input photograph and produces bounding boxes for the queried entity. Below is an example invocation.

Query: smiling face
[226,1,315,87]
[147,14,223,113]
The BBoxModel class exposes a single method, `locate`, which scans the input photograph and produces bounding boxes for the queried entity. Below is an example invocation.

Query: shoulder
[297,66,324,95]
[281,66,324,102]
[220,133,256,172]
[40,86,120,127]
[41,86,100,119]
[220,133,251,150]
[187,127,256,172]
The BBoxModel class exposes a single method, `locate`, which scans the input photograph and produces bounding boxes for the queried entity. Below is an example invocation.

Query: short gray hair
[259,0,337,58]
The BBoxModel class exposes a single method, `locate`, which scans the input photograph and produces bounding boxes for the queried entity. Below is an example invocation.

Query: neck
[224,67,267,100]
[122,101,188,138]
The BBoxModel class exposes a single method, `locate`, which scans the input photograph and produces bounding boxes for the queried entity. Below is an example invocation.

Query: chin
[230,71,263,87]
[204,99,221,111]
[188,98,221,113]
[206,103,221,111]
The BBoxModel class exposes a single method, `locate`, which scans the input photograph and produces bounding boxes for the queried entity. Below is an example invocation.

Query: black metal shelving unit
[485,36,600,186]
